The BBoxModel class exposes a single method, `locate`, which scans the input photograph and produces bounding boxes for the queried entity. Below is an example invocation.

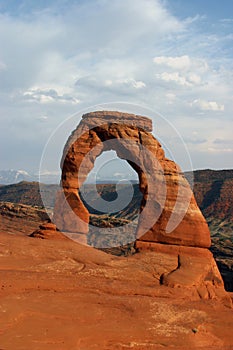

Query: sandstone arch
[53,111,211,249]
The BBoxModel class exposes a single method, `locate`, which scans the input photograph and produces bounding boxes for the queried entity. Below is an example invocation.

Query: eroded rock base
[136,241,231,306]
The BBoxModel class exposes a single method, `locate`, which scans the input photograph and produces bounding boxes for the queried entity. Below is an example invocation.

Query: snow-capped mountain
[0,170,32,184]
[0,170,60,184]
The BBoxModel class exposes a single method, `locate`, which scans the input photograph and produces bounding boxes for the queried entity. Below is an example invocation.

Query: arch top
[80,110,153,132]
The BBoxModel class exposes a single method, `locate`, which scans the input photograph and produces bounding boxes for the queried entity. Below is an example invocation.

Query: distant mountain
[0,169,32,184]
[0,169,138,185]
[0,169,60,185]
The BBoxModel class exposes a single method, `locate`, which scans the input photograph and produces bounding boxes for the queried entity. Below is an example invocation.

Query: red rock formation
[136,241,230,304]
[29,222,68,240]
[28,111,230,309]
[53,111,211,248]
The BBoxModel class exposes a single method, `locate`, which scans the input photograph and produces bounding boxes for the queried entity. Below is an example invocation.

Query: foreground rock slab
[0,232,232,350]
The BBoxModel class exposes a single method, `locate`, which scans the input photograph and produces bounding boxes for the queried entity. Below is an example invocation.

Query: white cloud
[0,0,183,95]
[191,99,225,111]
[76,73,146,96]
[165,93,176,104]
[153,55,208,73]
[116,78,146,89]
[37,115,48,121]
[131,80,146,89]
[188,73,201,85]
[23,88,80,104]
[207,147,233,153]
[156,72,189,86]
[153,55,209,88]
[153,55,191,70]
[156,71,201,87]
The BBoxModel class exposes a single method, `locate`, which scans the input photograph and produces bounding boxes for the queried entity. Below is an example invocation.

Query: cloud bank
[0,0,232,172]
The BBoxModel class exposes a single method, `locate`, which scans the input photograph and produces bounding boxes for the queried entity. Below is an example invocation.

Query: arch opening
[79,150,143,255]
[83,150,139,185]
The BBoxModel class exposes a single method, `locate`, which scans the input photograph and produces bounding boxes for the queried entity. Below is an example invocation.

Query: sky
[0,0,232,177]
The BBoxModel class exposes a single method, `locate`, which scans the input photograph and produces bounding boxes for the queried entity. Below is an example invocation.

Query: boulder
[29,221,68,240]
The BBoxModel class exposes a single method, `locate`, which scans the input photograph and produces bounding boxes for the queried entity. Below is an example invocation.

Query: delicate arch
[53,111,211,249]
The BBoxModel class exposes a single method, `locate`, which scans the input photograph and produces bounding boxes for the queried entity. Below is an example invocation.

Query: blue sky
[168,0,233,20]
[0,0,232,175]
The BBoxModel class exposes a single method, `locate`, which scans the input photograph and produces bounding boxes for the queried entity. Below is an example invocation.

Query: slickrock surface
[54,111,211,248]
[0,231,233,350]
[0,202,50,235]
